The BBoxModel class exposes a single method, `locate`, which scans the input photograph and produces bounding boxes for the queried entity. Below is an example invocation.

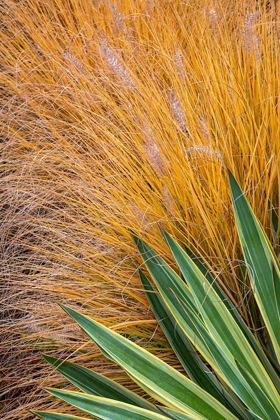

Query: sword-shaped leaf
[160,229,280,419]
[130,235,215,368]
[229,170,280,363]
[43,355,159,413]
[139,270,247,420]
[61,305,239,420]
[33,413,87,420]
[45,390,171,420]
[234,359,278,417]
[133,234,279,419]
[183,246,280,393]
[267,198,279,243]
[161,408,198,420]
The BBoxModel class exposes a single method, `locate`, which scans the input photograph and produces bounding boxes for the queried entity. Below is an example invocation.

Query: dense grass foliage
[34,173,280,420]
[1,0,280,418]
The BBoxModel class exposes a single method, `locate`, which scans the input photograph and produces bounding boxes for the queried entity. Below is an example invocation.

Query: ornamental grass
[0,0,279,418]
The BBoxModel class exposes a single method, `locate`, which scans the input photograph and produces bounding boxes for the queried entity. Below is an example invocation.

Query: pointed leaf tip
[42,354,57,365]
[59,304,80,320]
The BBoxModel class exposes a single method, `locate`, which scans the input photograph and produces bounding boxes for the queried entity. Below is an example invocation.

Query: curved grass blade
[267,198,279,243]
[43,355,159,413]
[228,170,280,363]
[139,270,248,420]
[61,305,239,420]
[45,390,171,420]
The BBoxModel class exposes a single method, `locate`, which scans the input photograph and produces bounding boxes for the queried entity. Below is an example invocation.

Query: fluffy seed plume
[209,8,218,32]
[170,91,187,133]
[146,0,152,15]
[111,4,126,35]
[130,204,149,226]
[198,114,209,140]
[100,38,135,88]
[142,122,165,175]
[174,48,185,79]
[242,11,260,60]
[162,185,173,215]
[63,51,84,71]
[1,2,279,419]
[184,144,224,160]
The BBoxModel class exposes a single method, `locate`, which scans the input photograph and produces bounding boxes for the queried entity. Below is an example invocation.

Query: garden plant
[1,0,280,419]
[33,172,280,420]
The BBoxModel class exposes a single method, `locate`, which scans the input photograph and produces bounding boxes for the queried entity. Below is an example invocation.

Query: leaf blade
[61,305,239,420]
[229,170,280,363]
[183,245,280,393]
[139,270,247,420]
[45,390,171,420]
[43,355,158,413]
[33,412,88,420]
[160,228,280,418]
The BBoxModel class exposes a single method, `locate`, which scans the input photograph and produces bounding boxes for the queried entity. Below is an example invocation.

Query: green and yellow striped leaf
[45,390,171,420]
[183,245,280,393]
[159,229,280,419]
[161,408,198,420]
[61,305,239,420]
[229,170,280,363]
[33,413,87,420]
[131,235,215,367]
[43,355,159,413]
[133,234,279,419]
[139,270,247,420]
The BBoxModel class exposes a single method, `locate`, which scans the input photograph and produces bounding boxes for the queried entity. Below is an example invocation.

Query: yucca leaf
[130,235,215,367]
[234,359,278,417]
[139,270,248,420]
[245,413,264,420]
[183,245,280,393]
[162,227,279,398]
[133,234,279,419]
[160,228,280,417]
[161,408,198,420]
[61,305,239,420]
[168,280,277,420]
[43,355,159,413]
[45,390,171,420]
[182,246,252,329]
[33,412,87,420]
[228,170,280,363]
[139,270,213,384]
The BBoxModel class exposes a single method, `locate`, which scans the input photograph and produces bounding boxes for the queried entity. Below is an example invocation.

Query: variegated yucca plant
[34,171,280,420]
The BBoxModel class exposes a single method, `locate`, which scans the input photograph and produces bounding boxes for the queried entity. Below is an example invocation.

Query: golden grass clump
[1,0,280,418]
